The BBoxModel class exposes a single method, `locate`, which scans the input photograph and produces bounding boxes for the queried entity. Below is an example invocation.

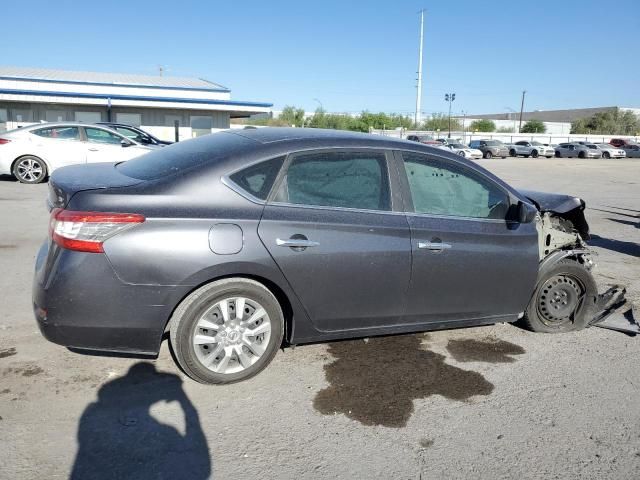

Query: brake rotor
[538,275,583,325]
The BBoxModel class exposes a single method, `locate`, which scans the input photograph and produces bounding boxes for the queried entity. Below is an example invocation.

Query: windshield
[531,141,543,146]
[450,144,465,149]
[586,144,598,149]
[485,140,503,146]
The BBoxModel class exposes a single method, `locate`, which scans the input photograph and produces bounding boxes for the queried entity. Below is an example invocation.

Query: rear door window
[85,127,124,145]
[273,150,391,211]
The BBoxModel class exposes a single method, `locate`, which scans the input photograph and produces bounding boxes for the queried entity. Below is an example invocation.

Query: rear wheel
[458,151,466,157]
[555,151,561,158]
[578,151,586,159]
[509,149,517,157]
[13,156,47,184]
[484,151,492,159]
[523,259,597,333]
[603,151,610,159]
[169,278,284,384]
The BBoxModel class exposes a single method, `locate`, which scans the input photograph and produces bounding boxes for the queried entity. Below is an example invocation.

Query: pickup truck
[507,141,555,158]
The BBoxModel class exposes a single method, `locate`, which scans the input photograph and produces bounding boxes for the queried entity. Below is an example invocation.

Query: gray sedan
[620,144,640,158]
[555,142,602,158]
[34,128,602,384]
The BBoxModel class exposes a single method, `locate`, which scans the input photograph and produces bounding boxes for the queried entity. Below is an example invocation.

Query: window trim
[81,126,131,145]
[393,149,518,223]
[267,147,398,214]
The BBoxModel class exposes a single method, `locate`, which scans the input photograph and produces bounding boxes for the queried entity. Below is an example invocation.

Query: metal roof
[0,66,229,92]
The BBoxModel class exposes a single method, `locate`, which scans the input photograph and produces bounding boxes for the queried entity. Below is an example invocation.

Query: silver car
[594,143,626,159]
[554,143,602,159]
[620,144,640,158]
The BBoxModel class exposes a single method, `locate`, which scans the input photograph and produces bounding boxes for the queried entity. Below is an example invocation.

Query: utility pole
[414,10,425,128]
[518,90,526,133]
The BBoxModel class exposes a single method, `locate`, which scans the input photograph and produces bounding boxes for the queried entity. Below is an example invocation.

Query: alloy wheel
[16,157,45,183]
[192,296,272,374]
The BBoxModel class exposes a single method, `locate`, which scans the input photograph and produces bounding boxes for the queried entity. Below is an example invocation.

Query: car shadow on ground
[70,362,211,480]
[0,174,16,183]
[589,234,640,257]
[313,334,525,428]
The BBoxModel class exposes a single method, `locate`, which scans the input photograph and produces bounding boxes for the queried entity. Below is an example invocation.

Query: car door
[396,150,539,325]
[29,126,86,170]
[83,127,149,163]
[257,148,412,332]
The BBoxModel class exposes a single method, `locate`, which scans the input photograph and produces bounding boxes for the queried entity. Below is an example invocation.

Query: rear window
[229,156,285,200]
[117,132,253,180]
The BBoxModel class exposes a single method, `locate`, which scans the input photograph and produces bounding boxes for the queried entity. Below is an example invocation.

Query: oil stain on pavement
[446,337,525,363]
[313,334,495,428]
[0,347,17,358]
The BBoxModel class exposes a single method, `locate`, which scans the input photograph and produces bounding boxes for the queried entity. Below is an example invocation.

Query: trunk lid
[47,162,144,210]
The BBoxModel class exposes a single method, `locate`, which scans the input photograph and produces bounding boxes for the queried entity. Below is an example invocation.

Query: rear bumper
[32,241,186,355]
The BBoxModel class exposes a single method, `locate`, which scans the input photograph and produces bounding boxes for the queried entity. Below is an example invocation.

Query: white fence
[370,129,640,145]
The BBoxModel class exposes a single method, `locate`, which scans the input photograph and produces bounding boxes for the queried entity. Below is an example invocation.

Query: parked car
[609,138,638,148]
[445,142,483,159]
[468,139,509,159]
[508,141,555,158]
[0,123,157,183]
[554,143,602,159]
[34,128,601,384]
[594,144,626,159]
[620,144,640,158]
[96,122,173,146]
[407,134,440,145]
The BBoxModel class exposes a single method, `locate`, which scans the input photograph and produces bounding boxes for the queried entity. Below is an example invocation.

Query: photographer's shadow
[71,362,211,480]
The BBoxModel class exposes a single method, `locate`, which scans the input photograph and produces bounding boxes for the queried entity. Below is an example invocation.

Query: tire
[603,152,610,159]
[531,150,539,158]
[458,151,466,157]
[12,156,47,184]
[578,151,586,159]
[555,151,561,158]
[509,149,517,157]
[484,151,492,159]
[524,155,530,158]
[522,259,598,333]
[169,278,285,384]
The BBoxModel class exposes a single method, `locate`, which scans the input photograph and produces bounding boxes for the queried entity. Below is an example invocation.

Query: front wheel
[531,150,539,158]
[484,151,492,159]
[169,278,284,384]
[509,149,517,157]
[13,156,47,184]
[458,151,466,157]
[603,152,610,159]
[523,259,598,333]
[578,151,586,159]
[555,151,561,158]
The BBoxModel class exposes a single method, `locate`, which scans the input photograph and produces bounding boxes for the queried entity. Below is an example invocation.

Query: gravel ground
[0,158,639,480]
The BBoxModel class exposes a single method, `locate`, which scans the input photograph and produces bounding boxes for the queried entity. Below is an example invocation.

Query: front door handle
[418,241,452,251]
[276,238,320,248]
[88,148,99,152]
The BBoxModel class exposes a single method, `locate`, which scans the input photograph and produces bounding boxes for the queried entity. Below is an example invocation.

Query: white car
[443,143,483,159]
[0,123,157,183]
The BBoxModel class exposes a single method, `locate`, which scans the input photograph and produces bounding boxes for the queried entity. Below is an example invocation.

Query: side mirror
[517,201,538,223]
[121,139,133,148]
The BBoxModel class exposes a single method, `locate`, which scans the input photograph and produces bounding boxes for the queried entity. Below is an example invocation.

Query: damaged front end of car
[520,189,638,335]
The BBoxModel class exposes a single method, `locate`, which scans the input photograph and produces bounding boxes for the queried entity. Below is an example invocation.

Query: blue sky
[3,0,639,116]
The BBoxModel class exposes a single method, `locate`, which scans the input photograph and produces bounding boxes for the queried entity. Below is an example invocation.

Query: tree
[521,120,546,133]
[469,119,496,132]
[422,113,461,132]
[571,109,640,135]
[278,105,306,127]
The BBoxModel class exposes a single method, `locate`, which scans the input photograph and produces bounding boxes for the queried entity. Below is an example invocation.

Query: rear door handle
[276,238,320,248]
[418,241,452,251]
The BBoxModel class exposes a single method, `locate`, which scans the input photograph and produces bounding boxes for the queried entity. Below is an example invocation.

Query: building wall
[0,101,231,140]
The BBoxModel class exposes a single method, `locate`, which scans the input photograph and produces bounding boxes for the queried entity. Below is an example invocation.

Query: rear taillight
[50,209,145,253]
[0,138,10,145]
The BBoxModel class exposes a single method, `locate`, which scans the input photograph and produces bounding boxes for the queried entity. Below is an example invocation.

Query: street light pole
[518,90,526,133]
[445,93,456,138]
[414,10,425,127]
